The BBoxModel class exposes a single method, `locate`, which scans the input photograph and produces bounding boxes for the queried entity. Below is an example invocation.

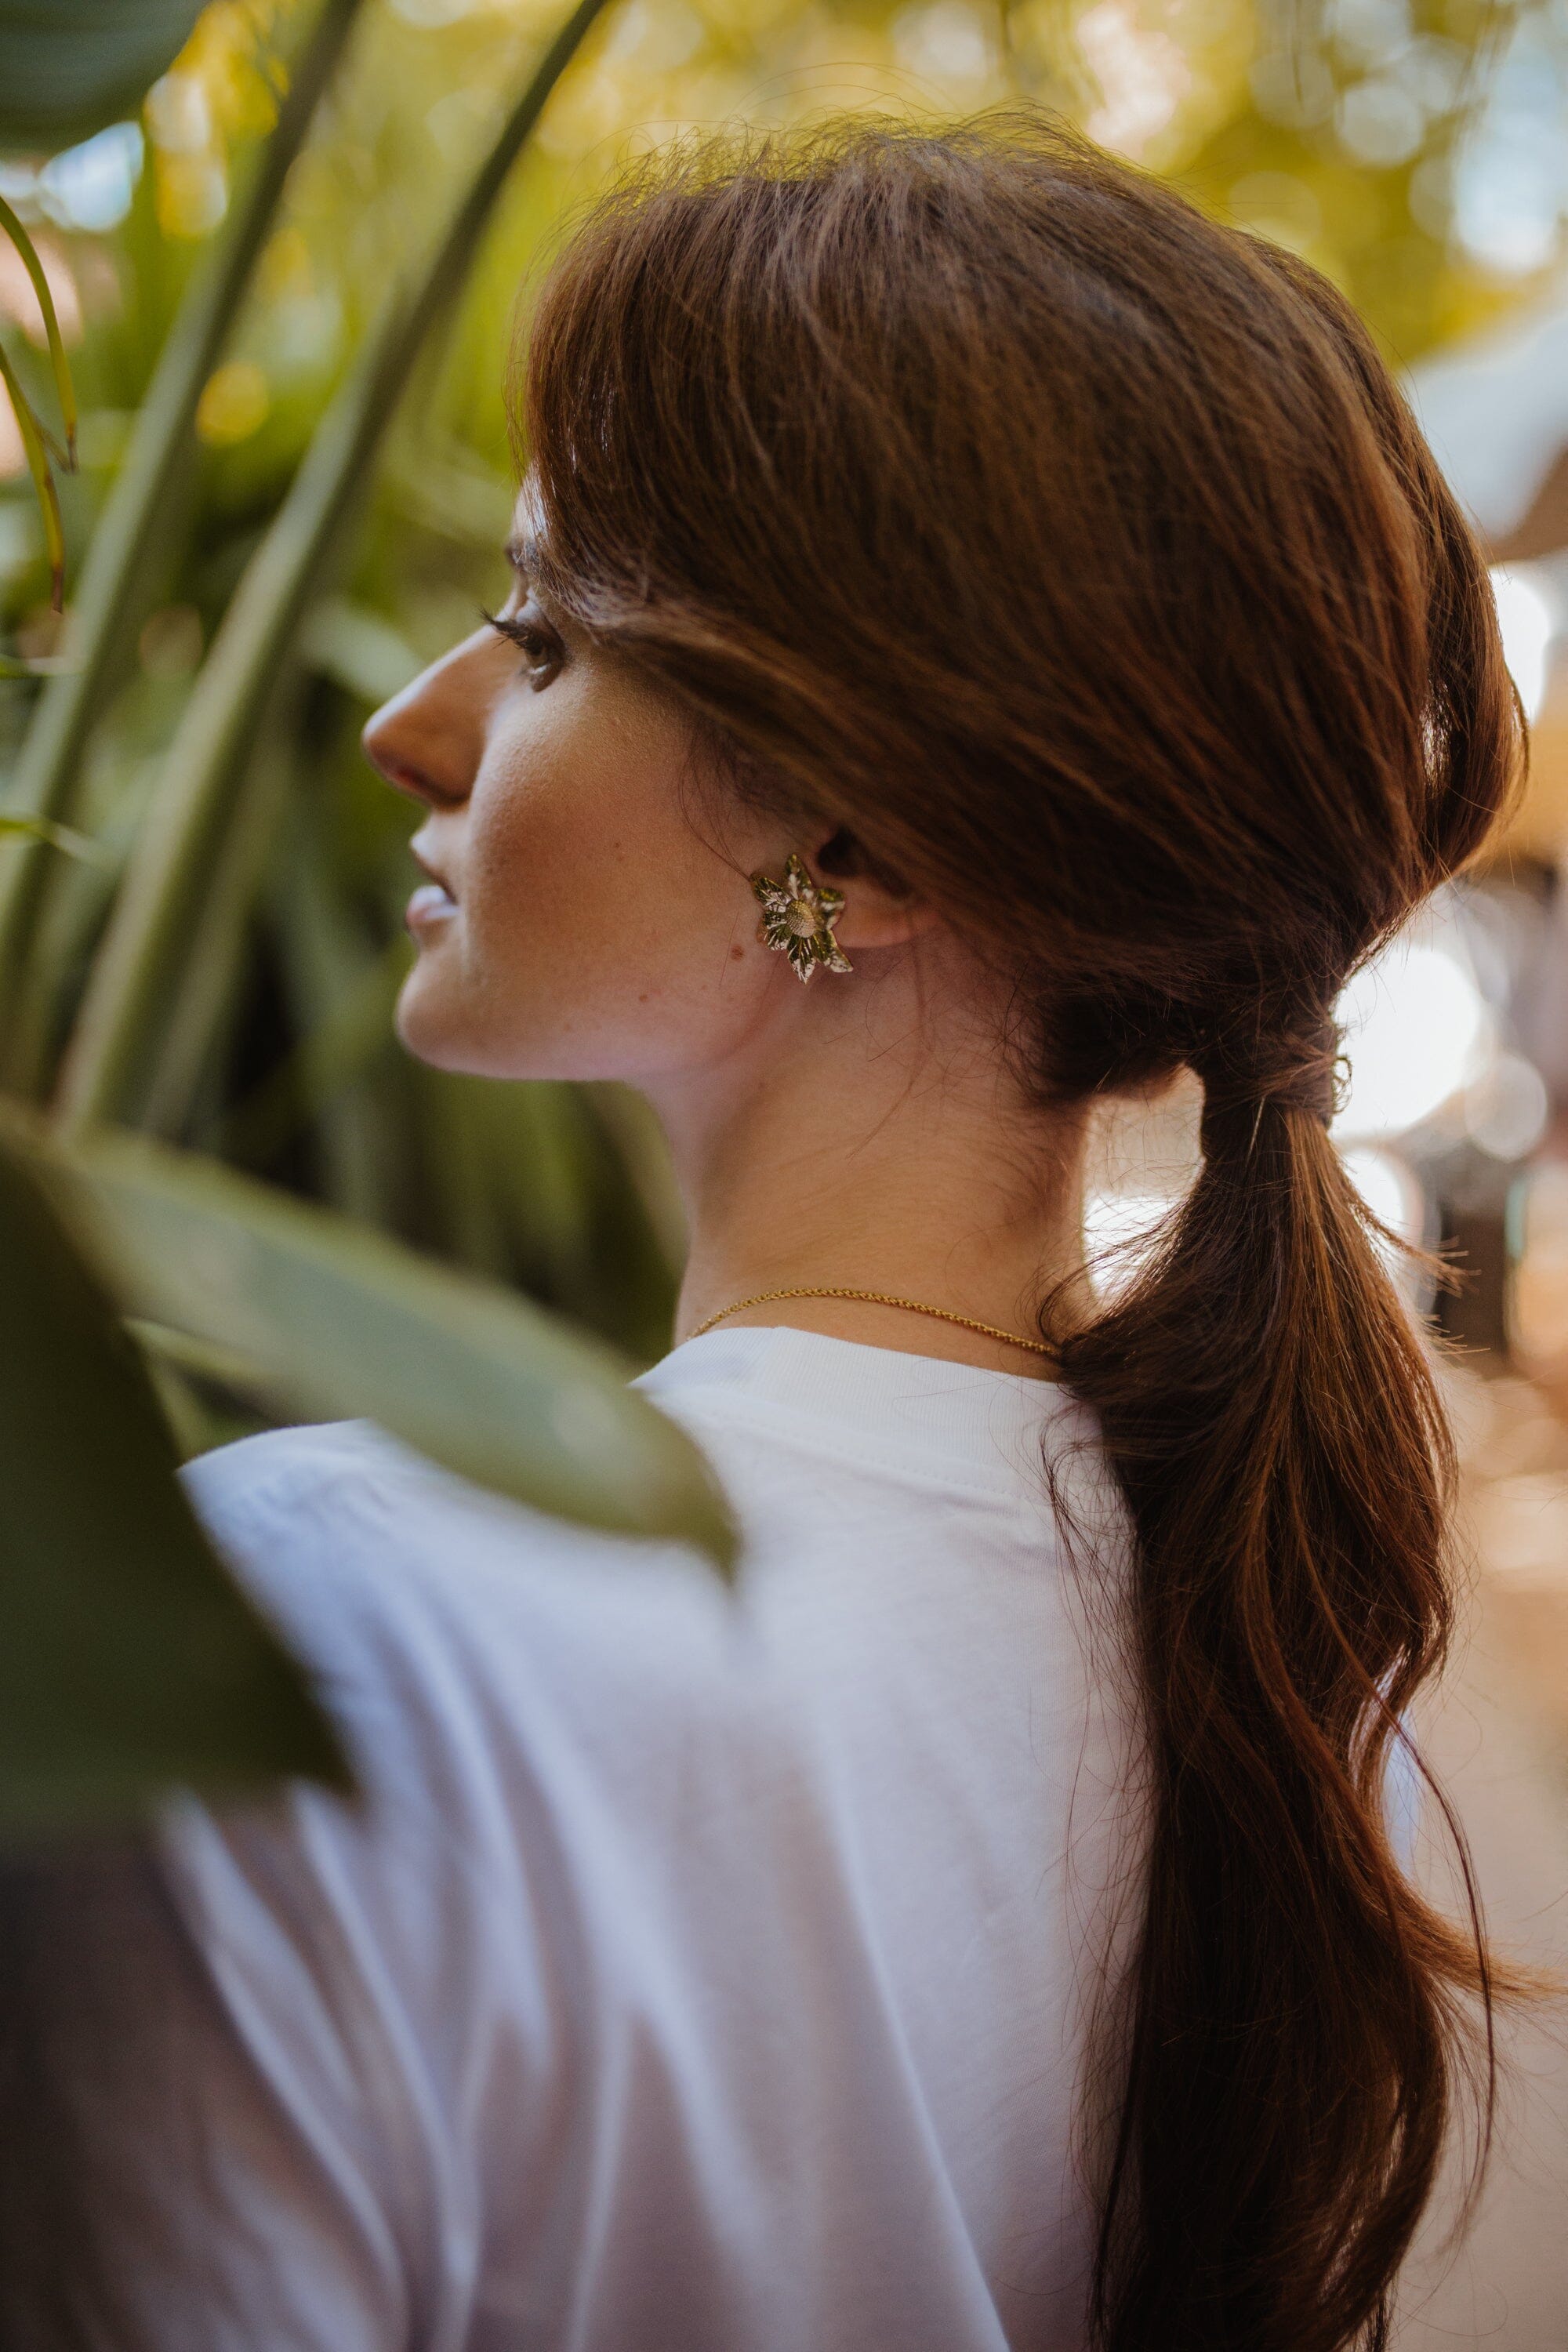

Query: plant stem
[0,337,64,606]
[53,0,615,1138]
[0,0,365,1087]
[0,193,78,464]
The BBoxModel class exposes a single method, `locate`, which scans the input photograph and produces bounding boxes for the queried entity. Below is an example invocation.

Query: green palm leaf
[0,2,210,147]
[39,1120,735,1573]
[0,1126,350,1838]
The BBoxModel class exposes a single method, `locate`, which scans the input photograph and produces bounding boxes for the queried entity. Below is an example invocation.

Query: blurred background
[6,2,1568,1655]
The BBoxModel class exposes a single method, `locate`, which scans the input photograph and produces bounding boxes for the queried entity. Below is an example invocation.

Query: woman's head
[369,111,1518,1123]
[368,113,1526,2348]
[511,112,1517,1117]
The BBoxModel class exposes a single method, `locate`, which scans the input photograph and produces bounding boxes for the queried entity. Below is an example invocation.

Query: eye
[482,601,563,687]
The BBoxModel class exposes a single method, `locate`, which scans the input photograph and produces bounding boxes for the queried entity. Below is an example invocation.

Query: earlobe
[832,894,938,951]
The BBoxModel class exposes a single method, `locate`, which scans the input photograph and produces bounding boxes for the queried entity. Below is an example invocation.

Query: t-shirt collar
[632,1323,1073,1485]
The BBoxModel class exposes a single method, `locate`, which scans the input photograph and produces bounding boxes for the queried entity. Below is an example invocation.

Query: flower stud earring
[750,851,854,984]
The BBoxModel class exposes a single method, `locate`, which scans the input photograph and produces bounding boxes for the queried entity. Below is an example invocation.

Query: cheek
[402,695,775,1080]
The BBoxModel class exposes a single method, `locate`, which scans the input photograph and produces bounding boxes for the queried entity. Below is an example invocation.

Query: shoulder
[162,1424,753,2130]
[180,1419,748,1803]
[182,1414,727,1623]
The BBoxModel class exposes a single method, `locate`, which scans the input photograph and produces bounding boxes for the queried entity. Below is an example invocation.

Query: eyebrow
[504,533,537,579]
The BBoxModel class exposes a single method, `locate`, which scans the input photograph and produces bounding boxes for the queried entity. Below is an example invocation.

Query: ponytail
[1059,1040,1494,2350]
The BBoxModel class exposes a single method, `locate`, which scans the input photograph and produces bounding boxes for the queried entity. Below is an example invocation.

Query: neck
[641,945,1089,1377]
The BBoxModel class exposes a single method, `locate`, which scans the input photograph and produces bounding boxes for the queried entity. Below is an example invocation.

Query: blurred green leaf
[212,927,408,1171]
[0,1123,350,1838]
[299,593,421,704]
[50,1121,736,1573]
[262,820,403,1220]
[0,2,209,147]
[0,814,107,862]
[128,1314,260,1398]
[0,0,366,1079]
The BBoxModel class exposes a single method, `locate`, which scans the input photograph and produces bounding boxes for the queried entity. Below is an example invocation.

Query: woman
[0,114,1525,2350]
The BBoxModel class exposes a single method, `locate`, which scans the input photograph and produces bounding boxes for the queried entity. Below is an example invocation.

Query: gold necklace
[685,1285,1056,1359]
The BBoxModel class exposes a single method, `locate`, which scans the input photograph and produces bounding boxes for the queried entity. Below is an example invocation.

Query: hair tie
[1192,1014,1345,1138]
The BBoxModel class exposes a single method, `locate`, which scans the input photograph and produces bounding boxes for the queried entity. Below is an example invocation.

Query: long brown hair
[520,114,1526,2349]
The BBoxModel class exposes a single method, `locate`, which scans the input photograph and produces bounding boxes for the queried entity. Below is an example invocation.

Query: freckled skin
[361,495,926,1092]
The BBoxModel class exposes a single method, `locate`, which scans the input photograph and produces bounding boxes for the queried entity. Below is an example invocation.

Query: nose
[361,629,490,808]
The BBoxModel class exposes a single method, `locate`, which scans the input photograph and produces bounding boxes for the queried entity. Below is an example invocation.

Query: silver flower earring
[750,851,854,984]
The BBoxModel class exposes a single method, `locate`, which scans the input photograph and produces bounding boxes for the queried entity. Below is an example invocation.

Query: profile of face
[360,497,934,1093]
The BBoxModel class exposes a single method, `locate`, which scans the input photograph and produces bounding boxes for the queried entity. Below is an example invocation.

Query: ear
[810,825,941,949]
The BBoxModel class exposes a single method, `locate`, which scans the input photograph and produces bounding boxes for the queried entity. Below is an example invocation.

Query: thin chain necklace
[685,1285,1056,1360]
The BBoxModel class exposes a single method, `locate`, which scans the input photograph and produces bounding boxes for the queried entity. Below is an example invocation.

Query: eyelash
[482,605,561,676]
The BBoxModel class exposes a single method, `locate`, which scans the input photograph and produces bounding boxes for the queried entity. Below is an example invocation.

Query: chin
[394,975,489,1075]
[393,979,567,1083]
[394,960,717,1087]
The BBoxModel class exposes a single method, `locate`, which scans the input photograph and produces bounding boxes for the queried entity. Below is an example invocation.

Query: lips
[406,880,458,931]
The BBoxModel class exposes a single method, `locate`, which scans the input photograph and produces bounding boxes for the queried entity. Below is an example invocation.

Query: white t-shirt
[158,1325,1145,2351]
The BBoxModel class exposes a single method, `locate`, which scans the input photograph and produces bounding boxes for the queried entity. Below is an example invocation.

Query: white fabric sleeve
[136,1425,519,2352]
[122,1794,426,2352]
[147,1775,483,2352]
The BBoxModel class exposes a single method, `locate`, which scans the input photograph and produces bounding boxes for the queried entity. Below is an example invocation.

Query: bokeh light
[1490,563,1559,722]
[1466,1050,1551,1162]
[1333,931,1490,1144]
[1340,1145,1427,1292]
